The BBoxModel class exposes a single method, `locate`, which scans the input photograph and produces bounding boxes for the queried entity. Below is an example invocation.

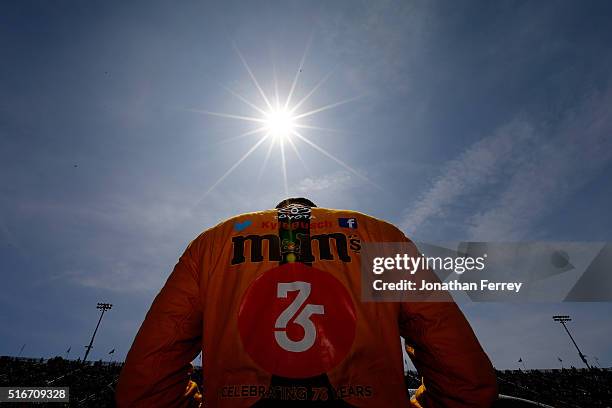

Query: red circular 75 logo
[238,263,356,378]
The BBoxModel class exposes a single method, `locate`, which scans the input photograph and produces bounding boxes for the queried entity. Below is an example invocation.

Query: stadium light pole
[83,302,113,362]
[552,315,591,369]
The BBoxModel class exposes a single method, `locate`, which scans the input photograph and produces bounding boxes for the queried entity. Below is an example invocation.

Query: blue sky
[1,0,611,369]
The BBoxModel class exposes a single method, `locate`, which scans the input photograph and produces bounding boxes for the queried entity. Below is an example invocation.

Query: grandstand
[1,356,121,407]
[1,355,610,407]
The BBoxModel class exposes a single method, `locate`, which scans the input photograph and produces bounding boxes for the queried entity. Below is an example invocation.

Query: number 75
[275,281,324,353]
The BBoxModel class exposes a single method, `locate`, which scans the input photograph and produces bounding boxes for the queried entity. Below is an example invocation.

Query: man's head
[275,197,317,209]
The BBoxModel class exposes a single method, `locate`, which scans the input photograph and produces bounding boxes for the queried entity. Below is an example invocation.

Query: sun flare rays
[192,42,375,201]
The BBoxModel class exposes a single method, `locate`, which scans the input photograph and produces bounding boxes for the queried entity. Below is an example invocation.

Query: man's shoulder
[194,210,277,238]
[313,208,407,236]
[192,207,408,243]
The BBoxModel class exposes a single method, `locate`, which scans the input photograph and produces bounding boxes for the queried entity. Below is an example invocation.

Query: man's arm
[116,240,203,407]
[400,301,498,407]
[397,240,497,407]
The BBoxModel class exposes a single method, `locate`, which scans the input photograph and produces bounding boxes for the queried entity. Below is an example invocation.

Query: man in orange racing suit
[116,198,497,407]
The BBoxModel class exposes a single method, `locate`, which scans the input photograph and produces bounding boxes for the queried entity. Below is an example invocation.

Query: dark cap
[275,197,317,209]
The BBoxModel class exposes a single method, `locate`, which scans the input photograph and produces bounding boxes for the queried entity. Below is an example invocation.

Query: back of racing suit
[116,204,497,407]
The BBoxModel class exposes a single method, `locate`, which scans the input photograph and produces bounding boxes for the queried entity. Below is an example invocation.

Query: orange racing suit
[116,205,497,407]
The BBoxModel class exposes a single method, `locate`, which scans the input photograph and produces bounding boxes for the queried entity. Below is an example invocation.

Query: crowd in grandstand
[1,356,120,407]
[1,355,610,407]
[497,367,612,407]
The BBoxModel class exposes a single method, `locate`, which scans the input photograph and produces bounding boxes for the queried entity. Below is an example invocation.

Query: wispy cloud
[401,84,612,240]
[400,121,535,234]
[39,263,161,293]
[295,170,352,192]
[10,192,206,292]
[468,87,612,240]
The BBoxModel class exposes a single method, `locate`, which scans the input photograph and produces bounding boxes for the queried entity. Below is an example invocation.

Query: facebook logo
[338,218,358,229]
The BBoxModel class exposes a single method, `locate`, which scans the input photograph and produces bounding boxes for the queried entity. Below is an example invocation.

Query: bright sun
[191,41,373,198]
[264,108,296,140]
